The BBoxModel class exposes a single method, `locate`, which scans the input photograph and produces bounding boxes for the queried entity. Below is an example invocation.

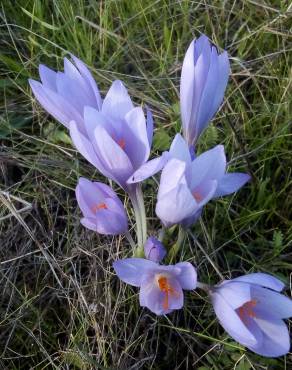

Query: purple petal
[216,281,251,309]
[211,291,258,347]
[158,159,187,197]
[251,286,292,319]
[113,258,157,287]
[127,152,169,184]
[102,80,134,119]
[192,179,218,207]
[211,51,230,115]
[70,54,102,110]
[231,273,285,292]
[39,65,57,90]
[214,173,251,198]
[75,178,105,216]
[84,106,108,139]
[146,108,154,147]
[144,237,166,263]
[175,262,197,290]
[189,145,226,188]
[250,318,290,357]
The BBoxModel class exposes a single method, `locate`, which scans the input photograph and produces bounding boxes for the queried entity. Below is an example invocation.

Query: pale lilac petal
[214,173,251,198]
[127,152,169,184]
[94,126,134,187]
[189,145,226,188]
[70,121,111,177]
[102,80,134,119]
[84,106,109,139]
[231,273,285,292]
[76,178,104,216]
[113,258,157,287]
[192,179,218,207]
[39,65,57,90]
[90,208,127,235]
[175,262,197,290]
[156,183,197,227]
[196,47,219,136]
[124,107,150,168]
[250,318,290,357]
[215,281,251,309]
[211,291,258,346]
[251,286,292,319]
[169,134,192,165]
[158,159,187,198]
[29,80,83,128]
[211,51,230,115]
[71,54,102,110]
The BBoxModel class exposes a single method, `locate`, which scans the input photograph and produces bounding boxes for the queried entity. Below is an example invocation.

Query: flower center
[91,202,108,213]
[237,300,257,322]
[117,138,126,150]
[157,276,179,310]
[192,190,203,202]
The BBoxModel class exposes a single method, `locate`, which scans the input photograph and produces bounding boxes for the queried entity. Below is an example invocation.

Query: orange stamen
[91,202,108,213]
[117,138,126,150]
[193,191,203,202]
[238,300,257,322]
[158,276,179,310]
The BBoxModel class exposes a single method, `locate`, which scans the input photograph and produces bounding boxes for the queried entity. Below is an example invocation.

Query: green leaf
[153,129,171,151]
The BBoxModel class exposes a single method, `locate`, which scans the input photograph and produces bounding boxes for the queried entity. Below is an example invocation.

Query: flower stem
[125,231,136,250]
[129,184,147,252]
[196,281,211,292]
[169,226,186,263]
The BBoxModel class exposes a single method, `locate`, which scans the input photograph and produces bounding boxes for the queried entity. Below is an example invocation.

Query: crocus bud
[144,237,166,263]
[75,177,128,235]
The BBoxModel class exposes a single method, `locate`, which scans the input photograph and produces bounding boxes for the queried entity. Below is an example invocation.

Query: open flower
[29,55,102,131]
[144,236,166,263]
[180,34,230,146]
[156,134,250,227]
[113,258,197,315]
[76,177,128,235]
[210,273,292,357]
[70,80,153,190]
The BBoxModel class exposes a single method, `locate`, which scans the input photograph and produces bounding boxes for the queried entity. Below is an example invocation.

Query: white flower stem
[169,226,186,263]
[129,184,147,252]
[125,231,136,250]
[196,281,211,292]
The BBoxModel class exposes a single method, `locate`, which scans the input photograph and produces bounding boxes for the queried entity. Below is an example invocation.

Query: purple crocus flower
[144,236,166,263]
[180,34,230,146]
[29,55,102,131]
[210,273,292,357]
[156,134,250,227]
[75,177,128,235]
[113,258,197,315]
[69,80,153,191]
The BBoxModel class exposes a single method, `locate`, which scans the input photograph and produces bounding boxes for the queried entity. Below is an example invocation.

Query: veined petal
[39,65,57,90]
[231,273,285,292]
[216,282,251,310]
[190,145,226,188]
[84,106,109,139]
[211,51,230,115]
[94,126,134,188]
[102,80,134,119]
[113,258,157,287]
[71,54,102,110]
[127,152,170,184]
[214,173,251,198]
[75,178,105,216]
[211,291,258,347]
[175,262,197,290]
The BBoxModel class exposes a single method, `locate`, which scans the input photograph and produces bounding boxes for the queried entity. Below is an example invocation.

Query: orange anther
[238,300,257,322]
[91,203,108,213]
[158,276,179,310]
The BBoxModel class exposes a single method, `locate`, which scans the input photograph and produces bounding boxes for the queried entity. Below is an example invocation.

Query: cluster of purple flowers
[29,34,292,357]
